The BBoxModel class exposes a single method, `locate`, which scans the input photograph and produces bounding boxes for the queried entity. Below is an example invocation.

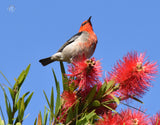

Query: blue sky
[0,0,160,124]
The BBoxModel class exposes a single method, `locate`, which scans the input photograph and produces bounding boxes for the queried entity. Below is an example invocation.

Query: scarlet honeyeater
[39,16,97,66]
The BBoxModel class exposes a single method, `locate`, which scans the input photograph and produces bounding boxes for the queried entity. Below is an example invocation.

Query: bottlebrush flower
[67,57,102,90]
[151,112,160,125]
[96,108,149,125]
[57,91,77,123]
[61,91,77,109]
[96,111,121,125]
[109,51,158,97]
[120,108,150,125]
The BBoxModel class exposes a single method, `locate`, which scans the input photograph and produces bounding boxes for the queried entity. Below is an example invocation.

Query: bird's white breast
[61,31,90,62]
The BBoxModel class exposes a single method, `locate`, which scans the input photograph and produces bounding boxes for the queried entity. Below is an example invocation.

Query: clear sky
[0,0,160,124]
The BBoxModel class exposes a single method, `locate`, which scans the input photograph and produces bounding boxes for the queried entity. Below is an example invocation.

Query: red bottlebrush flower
[61,91,77,109]
[151,112,160,125]
[109,51,158,97]
[120,108,150,125]
[96,111,121,125]
[57,91,77,123]
[67,57,102,90]
[96,108,149,125]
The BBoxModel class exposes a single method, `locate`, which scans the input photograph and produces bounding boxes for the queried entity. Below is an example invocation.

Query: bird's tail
[39,57,55,66]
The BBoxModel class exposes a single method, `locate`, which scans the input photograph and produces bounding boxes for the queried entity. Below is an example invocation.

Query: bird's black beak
[88,16,92,22]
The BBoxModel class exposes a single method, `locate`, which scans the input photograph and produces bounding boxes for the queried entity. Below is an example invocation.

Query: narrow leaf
[102,104,117,113]
[130,96,144,104]
[8,87,14,101]
[0,70,12,87]
[43,90,50,108]
[66,107,74,124]
[0,106,6,125]
[75,101,79,124]
[19,97,25,121]
[50,87,54,122]
[43,106,49,125]
[106,80,115,91]
[25,64,31,76]
[24,92,34,109]
[14,64,31,89]
[85,110,96,121]
[50,87,54,111]
[38,113,42,125]
[52,69,61,116]
[34,118,37,125]
[110,94,120,105]
[8,103,12,123]
[120,102,145,113]
[60,61,68,91]
[22,113,30,121]
[15,88,21,104]
[84,85,97,109]
[96,83,107,99]
[0,84,12,123]
[77,111,96,125]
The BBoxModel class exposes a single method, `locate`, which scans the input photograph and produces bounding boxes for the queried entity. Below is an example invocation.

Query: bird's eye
[81,21,87,26]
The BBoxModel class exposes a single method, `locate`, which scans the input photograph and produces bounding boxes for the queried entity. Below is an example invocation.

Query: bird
[39,16,97,66]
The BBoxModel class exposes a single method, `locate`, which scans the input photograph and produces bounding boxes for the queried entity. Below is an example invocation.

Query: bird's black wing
[57,32,83,52]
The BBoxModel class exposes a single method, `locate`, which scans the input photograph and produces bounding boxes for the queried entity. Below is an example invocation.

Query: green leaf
[43,90,50,108]
[60,61,69,91]
[8,103,12,123]
[106,80,115,90]
[83,85,97,109]
[24,92,34,109]
[85,110,96,121]
[131,96,144,104]
[77,110,96,125]
[110,94,120,105]
[49,87,54,123]
[0,70,12,87]
[66,107,74,124]
[0,84,12,123]
[23,92,30,98]
[15,88,21,105]
[18,96,25,122]
[43,106,49,125]
[102,104,117,113]
[96,83,107,99]
[60,61,66,74]
[14,64,31,89]
[34,118,37,125]
[20,100,25,119]
[52,69,61,116]
[22,113,30,121]
[52,69,58,88]
[0,106,6,125]
[8,87,14,102]
[75,101,79,124]
[120,102,145,113]
[105,84,119,96]
[105,80,116,95]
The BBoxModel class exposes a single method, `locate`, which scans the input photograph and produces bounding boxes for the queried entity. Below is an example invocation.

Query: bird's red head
[79,16,93,33]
